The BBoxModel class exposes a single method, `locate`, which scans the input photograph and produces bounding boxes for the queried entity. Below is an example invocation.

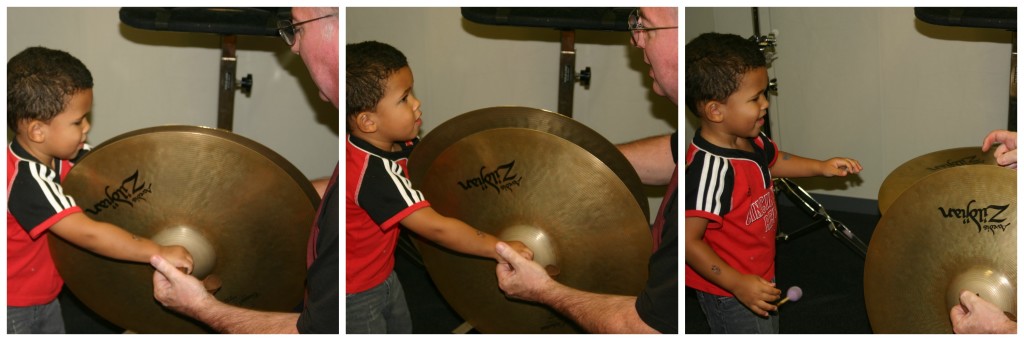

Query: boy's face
[371,66,422,144]
[712,67,769,138]
[42,89,93,161]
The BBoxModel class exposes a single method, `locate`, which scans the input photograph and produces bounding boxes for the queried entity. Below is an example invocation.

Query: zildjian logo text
[457,160,522,194]
[84,170,152,215]
[937,200,1011,234]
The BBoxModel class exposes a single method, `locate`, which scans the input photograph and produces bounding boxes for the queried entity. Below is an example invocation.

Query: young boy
[346,41,533,334]
[684,33,863,333]
[7,46,194,334]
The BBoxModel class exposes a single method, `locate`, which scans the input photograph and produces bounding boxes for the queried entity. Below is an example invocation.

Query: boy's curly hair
[346,41,408,121]
[685,33,766,117]
[8,46,93,132]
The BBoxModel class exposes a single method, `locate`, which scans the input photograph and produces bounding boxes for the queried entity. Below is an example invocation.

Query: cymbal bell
[408,107,652,333]
[864,165,1016,333]
[52,125,319,333]
[878,147,997,214]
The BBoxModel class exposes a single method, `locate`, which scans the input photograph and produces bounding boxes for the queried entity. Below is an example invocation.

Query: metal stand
[217,35,253,131]
[774,178,869,258]
[556,30,591,117]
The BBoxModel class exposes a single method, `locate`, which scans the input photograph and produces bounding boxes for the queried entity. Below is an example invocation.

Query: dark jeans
[346,271,412,333]
[7,299,66,334]
[695,289,779,334]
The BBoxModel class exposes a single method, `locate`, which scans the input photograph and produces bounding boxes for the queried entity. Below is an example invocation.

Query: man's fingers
[958,290,979,308]
[495,242,522,265]
[151,255,183,278]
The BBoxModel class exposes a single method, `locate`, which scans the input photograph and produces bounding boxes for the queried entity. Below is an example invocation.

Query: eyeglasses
[277,13,337,46]
[628,8,677,48]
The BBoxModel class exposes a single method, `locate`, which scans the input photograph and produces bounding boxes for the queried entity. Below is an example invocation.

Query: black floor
[685,199,880,333]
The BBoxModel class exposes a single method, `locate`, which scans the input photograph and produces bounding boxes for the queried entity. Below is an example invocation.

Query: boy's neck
[14,134,56,168]
[351,131,402,153]
[699,123,754,152]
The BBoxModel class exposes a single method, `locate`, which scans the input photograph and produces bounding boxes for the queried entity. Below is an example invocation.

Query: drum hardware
[52,125,319,333]
[217,35,254,130]
[407,107,652,333]
[749,33,778,64]
[557,29,592,116]
[864,165,1015,333]
[773,178,869,257]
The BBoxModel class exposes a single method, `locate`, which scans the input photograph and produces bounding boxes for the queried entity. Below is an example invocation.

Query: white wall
[6,7,339,180]
[347,7,678,220]
[686,7,1014,201]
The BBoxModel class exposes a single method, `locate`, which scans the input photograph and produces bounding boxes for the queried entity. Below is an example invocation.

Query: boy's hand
[732,274,781,317]
[820,157,862,177]
[502,240,534,261]
[159,245,195,275]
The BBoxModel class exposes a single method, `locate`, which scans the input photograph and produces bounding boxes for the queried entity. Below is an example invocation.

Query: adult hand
[982,129,1017,169]
[151,255,213,317]
[950,290,1016,334]
[494,241,555,302]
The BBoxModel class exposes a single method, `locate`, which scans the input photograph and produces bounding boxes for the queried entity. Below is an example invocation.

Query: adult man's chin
[651,81,665,97]
[319,90,339,107]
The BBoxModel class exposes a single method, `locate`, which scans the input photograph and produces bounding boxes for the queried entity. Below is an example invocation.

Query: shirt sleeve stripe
[29,163,74,212]
[381,158,424,206]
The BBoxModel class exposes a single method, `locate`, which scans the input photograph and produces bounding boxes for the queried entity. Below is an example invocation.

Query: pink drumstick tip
[777,286,803,306]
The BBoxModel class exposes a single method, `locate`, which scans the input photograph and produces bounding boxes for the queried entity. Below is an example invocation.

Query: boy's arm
[770,151,862,178]
[685,216,780,317]
[49,212,194,272]
[401,207,532,261]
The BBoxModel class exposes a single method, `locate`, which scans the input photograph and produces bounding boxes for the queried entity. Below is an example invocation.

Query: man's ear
[354,111,377,133]
[703,101,726,123]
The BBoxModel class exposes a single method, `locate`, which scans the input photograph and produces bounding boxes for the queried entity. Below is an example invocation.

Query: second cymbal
[878,147,997,214]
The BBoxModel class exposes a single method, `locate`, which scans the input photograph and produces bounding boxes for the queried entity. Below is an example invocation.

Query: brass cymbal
[52,125,319,333]
[878,147,997,214]
[408,107,652,333]
[864,165,1016,333]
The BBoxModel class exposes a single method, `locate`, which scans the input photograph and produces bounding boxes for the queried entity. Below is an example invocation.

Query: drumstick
[777,286,803,306]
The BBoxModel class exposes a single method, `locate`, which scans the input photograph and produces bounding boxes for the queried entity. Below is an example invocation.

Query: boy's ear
[703,101,726,123]
[354,111,378,133]
[24,119,48,143]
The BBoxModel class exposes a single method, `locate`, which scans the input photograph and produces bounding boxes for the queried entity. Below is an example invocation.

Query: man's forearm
[192,299,299,334]
[618,134,674,186]
[538,282,657,334]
